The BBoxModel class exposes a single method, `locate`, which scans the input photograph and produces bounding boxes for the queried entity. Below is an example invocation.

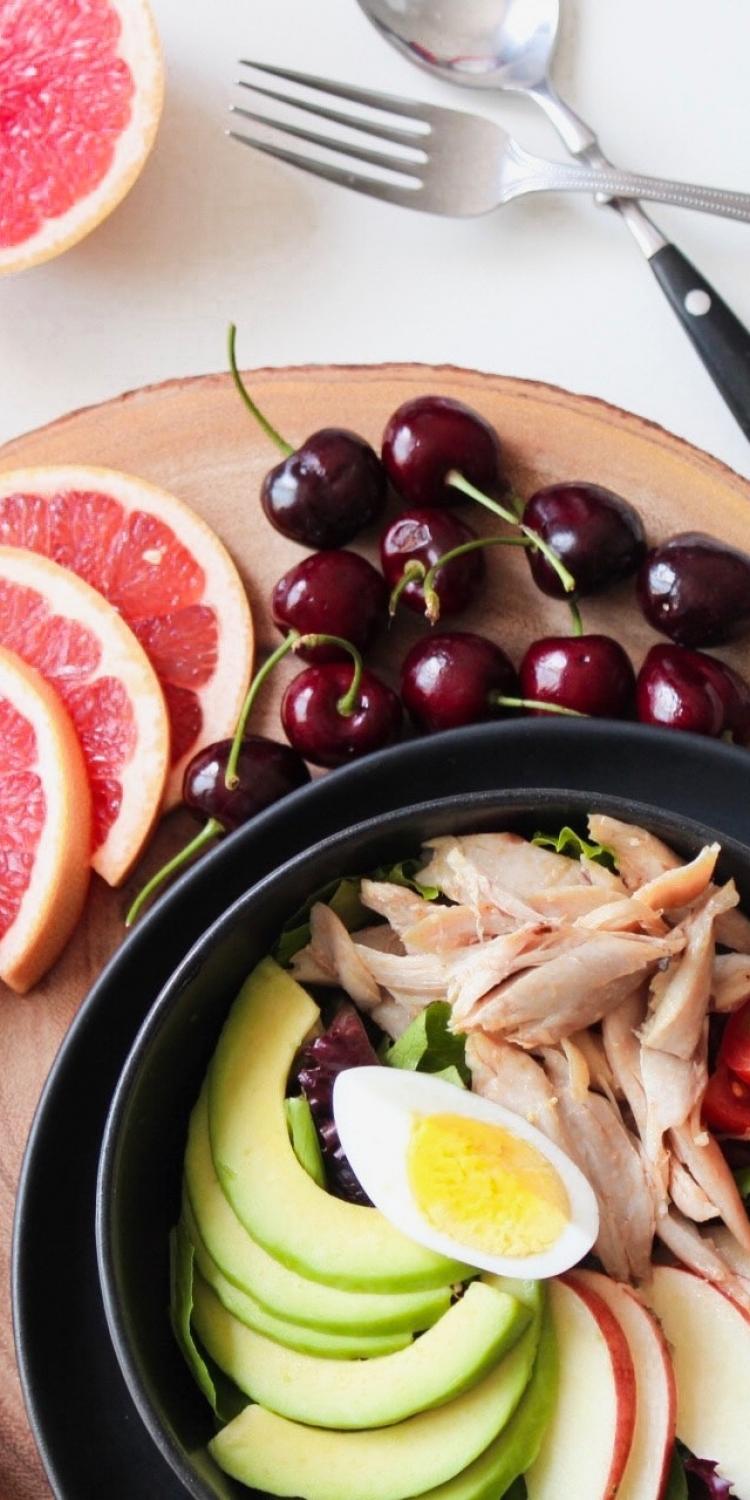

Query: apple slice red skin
[571,1270,676,1500]
[527,1275,637,1500]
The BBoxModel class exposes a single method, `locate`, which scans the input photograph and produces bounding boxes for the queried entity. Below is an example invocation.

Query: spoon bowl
[356,0,560,91]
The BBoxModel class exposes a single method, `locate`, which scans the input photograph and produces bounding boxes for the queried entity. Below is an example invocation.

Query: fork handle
[514,147,750,223]
[649,245,750,438]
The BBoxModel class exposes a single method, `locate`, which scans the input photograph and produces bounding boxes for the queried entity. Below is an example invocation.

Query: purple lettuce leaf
[683,1450,735,1499]
[294,1003,380,1205]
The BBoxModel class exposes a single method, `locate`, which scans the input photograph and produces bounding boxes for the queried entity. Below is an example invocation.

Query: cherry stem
[224,629,364,789]
[388,560,425,618]
[568,599,584,637]
[225,632,301,788]
[228,324,294,458]
[492,694,587,718]
[125,818,224,927]
[446,470,577,596]
[420,535,529,624]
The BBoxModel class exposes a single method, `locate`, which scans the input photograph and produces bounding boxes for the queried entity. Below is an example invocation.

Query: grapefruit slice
[0,0,164,275]
[0,466,254,806]
[0,545,169,886]
[0,646,91,993]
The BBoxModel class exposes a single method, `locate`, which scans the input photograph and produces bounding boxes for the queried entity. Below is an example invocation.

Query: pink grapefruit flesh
[0,646,91,992]
[0,545,169,886]
[0,0,164,274]
[0,467,254,805]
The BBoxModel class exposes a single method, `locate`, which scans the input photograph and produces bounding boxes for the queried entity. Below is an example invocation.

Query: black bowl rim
[94,771,750,1500]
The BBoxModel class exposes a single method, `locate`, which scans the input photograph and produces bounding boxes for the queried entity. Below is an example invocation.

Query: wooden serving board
[2,363,750,1498]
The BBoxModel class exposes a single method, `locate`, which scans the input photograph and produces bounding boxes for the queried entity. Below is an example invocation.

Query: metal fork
[230,62,750,223]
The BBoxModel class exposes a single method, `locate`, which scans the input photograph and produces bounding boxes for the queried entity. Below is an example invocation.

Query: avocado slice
[409,1300,557,1499]
[207,958,468,1291]
[185,1087,451,1334]
[193,1275,530,1430]
[183,1199,412,1360]
[208,1317,539,1500]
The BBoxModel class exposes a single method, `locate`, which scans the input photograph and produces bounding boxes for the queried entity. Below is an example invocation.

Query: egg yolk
[407,1113,570,1257]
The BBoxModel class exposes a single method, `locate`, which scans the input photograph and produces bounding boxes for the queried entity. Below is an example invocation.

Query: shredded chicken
[454,929,683,1046]
[711,952,750,1012]
[466,1032,569,1149]
[641,881,738,1057]
[297,816,750,1286]
[543,1047,656,1282]
[359,881,432,935]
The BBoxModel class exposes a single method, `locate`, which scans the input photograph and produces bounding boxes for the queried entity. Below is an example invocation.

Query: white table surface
[1,0,749,477]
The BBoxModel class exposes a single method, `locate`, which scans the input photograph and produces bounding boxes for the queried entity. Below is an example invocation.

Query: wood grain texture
[1,362,749,1498]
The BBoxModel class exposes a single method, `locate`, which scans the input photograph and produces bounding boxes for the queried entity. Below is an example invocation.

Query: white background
[1,0,749,476]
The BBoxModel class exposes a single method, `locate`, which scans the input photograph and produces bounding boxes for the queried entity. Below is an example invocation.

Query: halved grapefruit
[0,466,254,805]
[0,646,91,993]
[0,0,164,275]
[0,545,169,886]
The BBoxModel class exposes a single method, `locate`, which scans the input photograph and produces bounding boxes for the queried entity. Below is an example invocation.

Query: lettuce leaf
[370,857,440,901]
[665,1451,689,1500]
[285,1095,327,1187]
[734,1165,750,1201]
[382,1002,470,1085]
[678,1444,734,1499]
[531,826,617,870]
[169,1223,245,1422]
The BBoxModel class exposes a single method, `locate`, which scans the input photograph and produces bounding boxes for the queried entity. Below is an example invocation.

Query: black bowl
[95,763,750,1500]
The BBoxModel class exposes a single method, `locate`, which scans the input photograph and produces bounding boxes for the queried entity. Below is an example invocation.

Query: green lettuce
[531,826,616,871]
[382,1002,469,1085]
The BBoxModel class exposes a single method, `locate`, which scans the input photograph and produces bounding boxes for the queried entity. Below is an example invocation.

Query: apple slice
[572,1271,675,1500]
[525,1276,636,1500]
[646,1264,750,1498]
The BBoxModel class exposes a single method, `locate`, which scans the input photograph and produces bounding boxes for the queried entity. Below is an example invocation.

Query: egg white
[333,1067,599,1279]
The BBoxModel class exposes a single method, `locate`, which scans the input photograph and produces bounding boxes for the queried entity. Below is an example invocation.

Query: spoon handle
[649,246,750,440]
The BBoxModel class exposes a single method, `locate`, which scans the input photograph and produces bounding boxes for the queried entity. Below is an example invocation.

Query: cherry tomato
[702,1063,750,1137]
[721,999,750,1085]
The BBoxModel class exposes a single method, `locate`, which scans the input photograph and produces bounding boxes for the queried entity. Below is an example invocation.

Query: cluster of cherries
[126,330,750,923]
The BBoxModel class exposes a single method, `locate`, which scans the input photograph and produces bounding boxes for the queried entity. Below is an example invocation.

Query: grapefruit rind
[0,647,91,993]
[0,465,254,806]
[0,0,164,277]
[0,546,169,887]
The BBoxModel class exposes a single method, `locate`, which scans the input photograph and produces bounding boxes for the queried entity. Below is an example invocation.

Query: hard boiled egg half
[333,1068,599,1279]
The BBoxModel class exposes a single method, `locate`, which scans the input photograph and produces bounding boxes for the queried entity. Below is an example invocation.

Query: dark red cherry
[400,631,518,733]
[262,429,387,548]
[519,635,636,718]
[636,644,750,738]
[281,663,402,767]
[183,735,311,830]
[522,484,646,598]
[380,508,485,617]
[638,532,750,647]
[382,396,505,509]
[271,551,388,661]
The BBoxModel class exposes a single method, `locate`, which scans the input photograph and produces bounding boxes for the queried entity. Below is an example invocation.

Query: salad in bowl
[170,815,750,1500]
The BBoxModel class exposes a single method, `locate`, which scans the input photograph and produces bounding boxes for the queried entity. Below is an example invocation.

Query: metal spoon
[356,0,750,439]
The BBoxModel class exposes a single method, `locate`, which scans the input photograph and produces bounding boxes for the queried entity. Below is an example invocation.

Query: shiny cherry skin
[638,532,750,647]
[380,508,485,617]
[522,483,646,598]
[183,735,311,830]
[400,631,517,733]
[262,429,387,548]
[382,395,505,509]
[281,663,402,768]
[520,635,636,718]
[636,644,750,739]
[271,551,388,661]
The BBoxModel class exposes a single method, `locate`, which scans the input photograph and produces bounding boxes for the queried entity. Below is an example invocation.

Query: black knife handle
[650,244,750,441]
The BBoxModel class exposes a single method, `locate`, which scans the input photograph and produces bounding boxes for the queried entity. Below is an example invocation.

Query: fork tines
[230,60,431,204]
